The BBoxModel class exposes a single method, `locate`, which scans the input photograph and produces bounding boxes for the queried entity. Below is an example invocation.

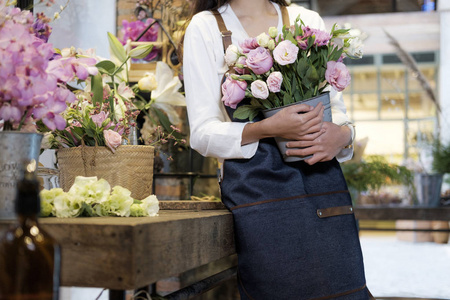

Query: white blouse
[183,3,354,162]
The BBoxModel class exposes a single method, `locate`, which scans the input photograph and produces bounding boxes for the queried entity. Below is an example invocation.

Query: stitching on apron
[230,190,349,211]
[310,284,367,300]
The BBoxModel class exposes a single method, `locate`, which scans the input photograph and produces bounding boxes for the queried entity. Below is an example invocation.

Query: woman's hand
[285,122,351,165]
[241,102,324,145]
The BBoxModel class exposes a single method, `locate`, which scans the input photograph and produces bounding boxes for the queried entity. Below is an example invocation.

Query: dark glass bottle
[0,167,61,300]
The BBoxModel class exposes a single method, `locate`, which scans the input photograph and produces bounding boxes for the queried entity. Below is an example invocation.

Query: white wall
[34,0,117,59]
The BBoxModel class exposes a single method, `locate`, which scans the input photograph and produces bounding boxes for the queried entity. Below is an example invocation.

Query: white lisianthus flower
[256,32,271,48]
[138,72,158,92]
[224,44,240,66]
[53,193,83,218]
[345,37,364,59]
[250,80,269,99]
[150,62,186,125]
[40,132,54,150]
[140,194,159,216]
[105,186,134,217]
[68,176,111,205]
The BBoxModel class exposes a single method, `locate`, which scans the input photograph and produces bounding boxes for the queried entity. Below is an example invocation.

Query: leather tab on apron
[317,205,354,218]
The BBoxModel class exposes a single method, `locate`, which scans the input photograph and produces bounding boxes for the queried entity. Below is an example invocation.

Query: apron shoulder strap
[280,5,290,27]
[211,10,232,53]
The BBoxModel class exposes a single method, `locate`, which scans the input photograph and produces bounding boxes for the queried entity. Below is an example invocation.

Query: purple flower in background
[33,12,52,42]
[121,18,159,61]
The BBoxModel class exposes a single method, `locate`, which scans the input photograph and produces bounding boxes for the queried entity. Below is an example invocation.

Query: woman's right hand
[241,102,324,145]
[267,102,324,141]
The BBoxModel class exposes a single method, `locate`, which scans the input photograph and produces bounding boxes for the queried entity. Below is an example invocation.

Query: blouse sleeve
[183,14,259,160]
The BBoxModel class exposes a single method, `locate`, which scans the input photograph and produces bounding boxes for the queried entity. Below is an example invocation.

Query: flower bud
[138,73,158,92]
[268,27,278,38]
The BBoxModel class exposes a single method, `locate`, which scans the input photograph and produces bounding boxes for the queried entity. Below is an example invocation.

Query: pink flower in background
[251,80,269,99]
[325,61,351,92]
[267,72,283,93]
[273,40,298,65]
[240,38,259,54]
[104,129,122,153]
[91,111,109,127]
[311,29,332,46]
[246,47,273,75]
[221,76,247,109]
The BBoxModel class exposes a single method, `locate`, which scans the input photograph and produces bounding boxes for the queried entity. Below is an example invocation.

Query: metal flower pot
[262,92,332,162]
[0,132,43,219]
[414,172,443,207]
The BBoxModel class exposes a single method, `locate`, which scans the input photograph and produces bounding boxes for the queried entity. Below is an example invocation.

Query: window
[343,52,439,163]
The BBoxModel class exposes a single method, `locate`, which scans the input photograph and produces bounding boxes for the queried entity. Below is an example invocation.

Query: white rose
[224,44,239,66]
[256,32,271,48]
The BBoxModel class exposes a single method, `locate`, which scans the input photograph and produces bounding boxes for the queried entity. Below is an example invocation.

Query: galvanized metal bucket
[0,132,43,219]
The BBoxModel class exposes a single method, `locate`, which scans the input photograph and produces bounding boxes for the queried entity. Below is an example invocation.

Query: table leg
[109,289,126,300]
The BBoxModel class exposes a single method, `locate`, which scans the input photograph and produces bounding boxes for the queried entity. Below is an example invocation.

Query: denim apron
[220,101,370,300]
[212,7,371,300]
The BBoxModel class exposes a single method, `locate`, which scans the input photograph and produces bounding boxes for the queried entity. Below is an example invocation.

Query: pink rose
[250,80,269,99]
[273,40,299,65]
[104,129,122,153]
[221,76,247,109]
[246,47,273,75]
[325,61,351,92]
[267,72,283,93]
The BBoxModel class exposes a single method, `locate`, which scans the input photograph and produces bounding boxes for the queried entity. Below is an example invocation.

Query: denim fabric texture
[220,106,369,299]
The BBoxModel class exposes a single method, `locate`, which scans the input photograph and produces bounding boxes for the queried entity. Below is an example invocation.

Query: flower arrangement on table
[38,31,186,154]
[221,15,363,121]
[40,176,159,217]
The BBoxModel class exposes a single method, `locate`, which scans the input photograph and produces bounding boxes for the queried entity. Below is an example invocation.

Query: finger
[286,103,314,114]
[296,103,324,124]
[285,145,317,157]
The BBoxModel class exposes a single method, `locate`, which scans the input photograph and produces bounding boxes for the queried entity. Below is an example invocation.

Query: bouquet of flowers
[221,15,363,121]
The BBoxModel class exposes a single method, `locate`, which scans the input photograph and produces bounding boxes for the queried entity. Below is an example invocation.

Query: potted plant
[341,155,414,205]
[37,32,186,200]
[414,139,450,207]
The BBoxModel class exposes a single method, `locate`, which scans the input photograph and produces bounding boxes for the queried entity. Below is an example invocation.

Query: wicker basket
[57,145,155,200]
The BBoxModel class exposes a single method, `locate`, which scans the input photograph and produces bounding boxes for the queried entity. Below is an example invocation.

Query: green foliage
[431,140,450,174]
[341,156,414,194]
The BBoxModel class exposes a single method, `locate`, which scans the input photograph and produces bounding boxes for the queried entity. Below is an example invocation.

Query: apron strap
[280,5,290,27]
[212,10,233,53]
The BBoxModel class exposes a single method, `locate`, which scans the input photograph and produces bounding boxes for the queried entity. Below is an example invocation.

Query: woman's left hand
[285,122,351,165]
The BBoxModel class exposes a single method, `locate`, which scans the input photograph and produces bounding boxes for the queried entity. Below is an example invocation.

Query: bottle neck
[17,213,39,227]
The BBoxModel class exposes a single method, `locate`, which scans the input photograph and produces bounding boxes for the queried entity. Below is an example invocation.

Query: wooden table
[1,203,449,299]
[0,208,235,293]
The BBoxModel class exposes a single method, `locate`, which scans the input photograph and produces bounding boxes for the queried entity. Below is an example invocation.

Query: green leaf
[90,73,104,107]
[107,32,127,63]
[129,44,154,59]
[297,57,308,77]
[96,60,117,76]
[305,65,319,85]
[282,93,293,106]
[233,105,259,121]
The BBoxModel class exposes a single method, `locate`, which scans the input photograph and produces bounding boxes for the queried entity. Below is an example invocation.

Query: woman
[182,1,372,299]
